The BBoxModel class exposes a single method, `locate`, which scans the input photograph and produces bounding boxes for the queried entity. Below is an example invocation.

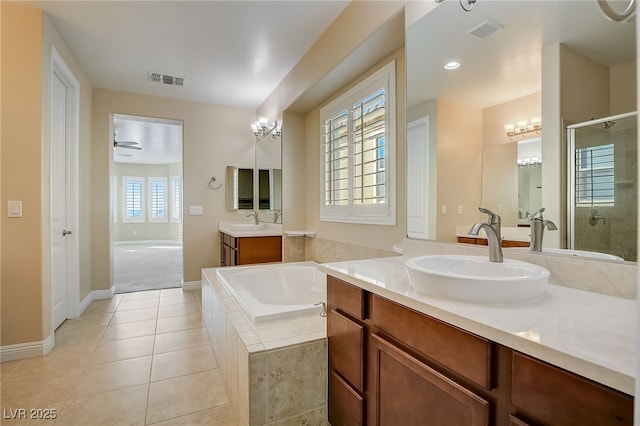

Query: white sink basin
[230,223,264,231]
[405,255,550,304]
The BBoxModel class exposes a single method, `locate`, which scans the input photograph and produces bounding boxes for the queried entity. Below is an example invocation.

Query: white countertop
[218,221,283,238]
[319,256,636,395]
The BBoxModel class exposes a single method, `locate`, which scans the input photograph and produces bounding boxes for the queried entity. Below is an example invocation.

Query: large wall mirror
[406,0,636,262]
[256,133,282,223]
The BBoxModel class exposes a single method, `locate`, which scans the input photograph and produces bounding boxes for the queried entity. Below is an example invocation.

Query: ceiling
[407,0,636,109]
[28,1,349,164]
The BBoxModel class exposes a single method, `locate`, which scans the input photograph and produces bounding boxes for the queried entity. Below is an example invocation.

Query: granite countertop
[218,221,283,238]
[319,256,636,395]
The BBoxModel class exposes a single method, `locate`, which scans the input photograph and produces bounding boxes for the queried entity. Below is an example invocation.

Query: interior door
[52,72,69,330]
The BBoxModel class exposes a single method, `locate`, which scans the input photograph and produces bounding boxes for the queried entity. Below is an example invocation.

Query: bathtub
[215,261,326,323]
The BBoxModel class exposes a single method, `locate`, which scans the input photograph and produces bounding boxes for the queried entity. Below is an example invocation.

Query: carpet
[113,240,183,293]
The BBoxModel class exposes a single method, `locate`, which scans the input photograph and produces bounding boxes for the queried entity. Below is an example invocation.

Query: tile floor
[0,288,238,425]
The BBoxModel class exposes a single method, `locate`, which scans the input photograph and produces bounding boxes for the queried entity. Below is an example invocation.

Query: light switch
[8,201,22,218]
[441,204,448,215]
[189,205,203,216]
[457,204,464,215]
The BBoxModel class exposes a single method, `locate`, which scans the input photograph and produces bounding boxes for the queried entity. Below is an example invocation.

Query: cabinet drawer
[372,333,489,426]
[328,370,363,426]
[328,309,364,392]
[372,295,492,389]
[327,276,364,320]
[511,352,633,425]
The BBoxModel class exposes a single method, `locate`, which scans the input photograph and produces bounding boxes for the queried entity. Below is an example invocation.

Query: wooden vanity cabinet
[326,275,633,426]
[219,232,282,266]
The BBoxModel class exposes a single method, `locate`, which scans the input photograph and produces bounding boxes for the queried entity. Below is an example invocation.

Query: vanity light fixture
[504,117,541,139]
[251,117,282,140]
[444,61,461,70]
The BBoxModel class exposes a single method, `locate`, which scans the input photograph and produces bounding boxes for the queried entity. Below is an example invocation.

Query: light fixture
[251,117,281,140]
[444,61,461,70]
[504,117,541,139]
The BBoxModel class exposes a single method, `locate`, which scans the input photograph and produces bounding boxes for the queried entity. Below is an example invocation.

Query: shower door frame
[566,110,638,252]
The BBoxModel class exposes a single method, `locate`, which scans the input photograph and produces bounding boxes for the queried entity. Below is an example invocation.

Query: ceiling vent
[467,19,504,39]
[148,72,185,87]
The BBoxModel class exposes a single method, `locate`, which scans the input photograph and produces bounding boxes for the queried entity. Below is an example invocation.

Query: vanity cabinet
[326,275,633,426]
[457,236,529,248]
[219,232,282,266]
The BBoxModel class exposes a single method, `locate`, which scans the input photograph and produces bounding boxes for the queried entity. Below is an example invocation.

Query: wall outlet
[457,204,464,215]
[441,204,447,215]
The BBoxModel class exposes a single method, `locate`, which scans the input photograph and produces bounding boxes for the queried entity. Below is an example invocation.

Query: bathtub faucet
[314,302,327,317]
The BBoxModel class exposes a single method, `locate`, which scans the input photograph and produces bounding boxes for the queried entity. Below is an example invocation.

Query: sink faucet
[469,207,503,262]
[529,208,557,252]
[246,211,259,225]
[273,210,281,223]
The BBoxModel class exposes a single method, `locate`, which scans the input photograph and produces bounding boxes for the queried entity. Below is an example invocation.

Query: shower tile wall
[574,125,637,261]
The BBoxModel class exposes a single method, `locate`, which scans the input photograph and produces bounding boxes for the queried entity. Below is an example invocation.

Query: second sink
[405,255,550,304]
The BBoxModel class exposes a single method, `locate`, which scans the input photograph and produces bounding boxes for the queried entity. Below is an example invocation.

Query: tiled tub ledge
[201,267,328,426]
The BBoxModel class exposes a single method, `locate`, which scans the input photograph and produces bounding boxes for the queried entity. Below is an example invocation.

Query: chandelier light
[251,117,282,140]
[504,117,541,139]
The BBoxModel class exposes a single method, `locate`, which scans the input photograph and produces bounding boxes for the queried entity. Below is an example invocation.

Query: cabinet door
[329,370,363,426]
[371,333,489,426]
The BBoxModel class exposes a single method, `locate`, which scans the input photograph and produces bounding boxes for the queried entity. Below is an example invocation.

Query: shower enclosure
[567,111,637,261]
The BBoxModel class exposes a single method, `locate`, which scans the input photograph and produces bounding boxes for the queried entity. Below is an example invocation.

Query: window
[122,176,145,223]
[320,61,396,225]
[148,177,168,223]
[170,176,182,223]
[575,144,614,206]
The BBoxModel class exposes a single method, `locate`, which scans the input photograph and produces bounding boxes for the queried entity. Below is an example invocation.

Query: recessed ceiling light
[444,61,461,70]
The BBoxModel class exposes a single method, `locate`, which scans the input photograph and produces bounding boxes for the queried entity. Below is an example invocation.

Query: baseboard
[182,280,201,291]
[0,334,55,362]
[78,287,115,316]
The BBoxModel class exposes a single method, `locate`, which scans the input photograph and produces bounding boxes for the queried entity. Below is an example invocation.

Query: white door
[407,117,431,239]
[52,72,69,330]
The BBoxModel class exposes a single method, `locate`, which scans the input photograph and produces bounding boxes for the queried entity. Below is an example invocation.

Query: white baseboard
[78,287,115,316]
[0,334,54,362]
[182,280,201,291]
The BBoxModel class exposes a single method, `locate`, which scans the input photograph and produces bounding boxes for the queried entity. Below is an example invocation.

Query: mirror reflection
[256,132,282,223]
[226,166,254,211]
[406,0,636,262]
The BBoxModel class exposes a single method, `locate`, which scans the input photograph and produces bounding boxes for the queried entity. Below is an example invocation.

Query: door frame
[48,46,80,331]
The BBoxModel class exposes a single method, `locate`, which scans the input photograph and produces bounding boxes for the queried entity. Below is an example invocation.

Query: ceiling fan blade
[117,144,142,150]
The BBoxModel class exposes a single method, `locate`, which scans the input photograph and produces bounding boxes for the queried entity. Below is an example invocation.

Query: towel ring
[208,176,222,190]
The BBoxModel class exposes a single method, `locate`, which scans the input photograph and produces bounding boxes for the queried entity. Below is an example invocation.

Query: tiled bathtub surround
[283,236,396,264]
[201,268,327,426]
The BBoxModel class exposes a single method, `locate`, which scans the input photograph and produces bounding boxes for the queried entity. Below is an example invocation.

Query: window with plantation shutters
[123,176,145,223]
[575,144,614,206]
[320,61,396,225]
[149,177,168,222]
[171,176,182,223]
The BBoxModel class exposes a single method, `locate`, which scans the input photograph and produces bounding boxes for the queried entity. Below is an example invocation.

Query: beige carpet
[113,240,183,293]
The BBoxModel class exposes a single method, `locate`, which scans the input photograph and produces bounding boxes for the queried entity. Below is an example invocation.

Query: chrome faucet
[246,211,259,225]
[529,208,557,252]
[469,207,503,262]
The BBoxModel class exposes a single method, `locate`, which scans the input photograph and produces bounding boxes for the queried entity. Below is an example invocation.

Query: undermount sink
[230,223,264,231]
[405,255,550,304]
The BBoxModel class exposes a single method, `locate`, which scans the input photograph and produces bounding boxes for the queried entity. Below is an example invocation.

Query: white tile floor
[0,288,238,425]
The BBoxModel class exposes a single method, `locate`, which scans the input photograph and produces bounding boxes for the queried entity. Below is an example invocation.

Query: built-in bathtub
[216,262,326,323]
[201,262,328,426]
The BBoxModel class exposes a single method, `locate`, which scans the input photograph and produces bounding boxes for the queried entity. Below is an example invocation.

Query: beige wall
[483,92,541,148]
[435,99,484,241]
[92,89,256,286]
[1,3,44,346]
[610,61,637,115]
[1,3,93,346]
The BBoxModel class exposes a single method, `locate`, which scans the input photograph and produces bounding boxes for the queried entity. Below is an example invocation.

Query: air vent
[148,72,185,87]
[467,19,504,39]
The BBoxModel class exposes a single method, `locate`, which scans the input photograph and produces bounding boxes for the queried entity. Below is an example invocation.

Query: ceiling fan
[113,133,142,150]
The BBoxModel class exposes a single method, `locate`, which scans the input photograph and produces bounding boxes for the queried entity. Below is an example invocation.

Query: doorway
[111,114,183,293]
